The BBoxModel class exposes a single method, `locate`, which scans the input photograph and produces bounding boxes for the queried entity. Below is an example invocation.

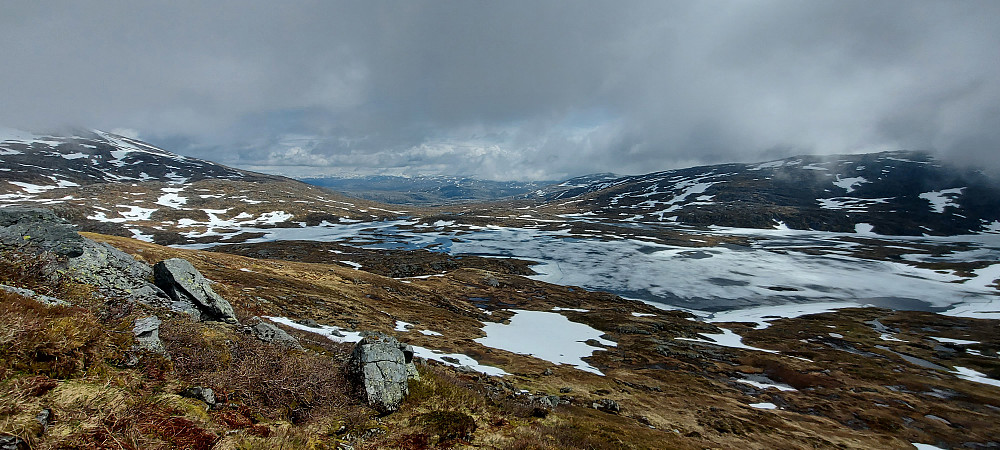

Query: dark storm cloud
[2,1,998,179]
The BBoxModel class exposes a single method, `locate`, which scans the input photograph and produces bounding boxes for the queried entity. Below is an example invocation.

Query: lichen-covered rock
[67,240,170,305]
[153,258,238,324]
[248,320,304,350]
[133,316,166,354]
[347,333,418,414]
[0,207,170,306]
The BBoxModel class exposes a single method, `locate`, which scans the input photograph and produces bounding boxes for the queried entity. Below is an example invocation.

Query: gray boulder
[249,320,304,350]
[153,258,238,324]
[347,333,418,414]
[133,316,166,354]
[592,398,621,414]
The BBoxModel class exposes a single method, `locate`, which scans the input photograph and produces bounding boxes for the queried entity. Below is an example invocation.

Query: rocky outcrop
[0,207,170,306]
[67,240,169,305]
[346,333,418,414]
[153,258,238,324]
[248,320,304,350]
[0,207,86,257]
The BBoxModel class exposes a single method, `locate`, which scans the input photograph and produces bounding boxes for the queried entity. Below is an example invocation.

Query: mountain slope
[540,151,1000,235]
[0,128,277,188]
[0,129,410,245]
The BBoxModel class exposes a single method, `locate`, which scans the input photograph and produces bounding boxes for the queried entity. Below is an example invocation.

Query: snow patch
[736,374,797,391]
[833,176,867,193]
[920,188,965,213]
[475,310,615,375]
[952,366,1000,388]
[855,223,875,235]
[676,328,778,354]
[155,187,188,209]
[930,336,979,345]
[267,317,506,376]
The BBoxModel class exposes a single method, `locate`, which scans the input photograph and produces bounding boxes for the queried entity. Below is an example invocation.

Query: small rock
[295,318,321,328]
[180,386,217,408]
[133,316,166,354]
[36,409,52,434]
[248,321,304,350]
[559,387,573,393]
[534,396,555,408]
[542,368,553,376]
[592,398,621,414]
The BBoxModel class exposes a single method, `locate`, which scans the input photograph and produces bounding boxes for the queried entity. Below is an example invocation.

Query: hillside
[536,152,1000,236]
[1,208,998,449]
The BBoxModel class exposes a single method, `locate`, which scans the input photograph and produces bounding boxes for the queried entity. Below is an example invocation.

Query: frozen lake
[182,219,1000,319]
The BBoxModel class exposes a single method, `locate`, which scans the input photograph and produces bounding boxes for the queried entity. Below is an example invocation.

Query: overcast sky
[2,1,998,180]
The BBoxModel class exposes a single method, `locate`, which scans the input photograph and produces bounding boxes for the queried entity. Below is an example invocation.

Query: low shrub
[413,410,477,442]
[160,320,352,423]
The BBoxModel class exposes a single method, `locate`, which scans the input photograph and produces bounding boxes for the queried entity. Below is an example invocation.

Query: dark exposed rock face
[0,207,169,306]
[153,258,238,324]
[347,333,418,414]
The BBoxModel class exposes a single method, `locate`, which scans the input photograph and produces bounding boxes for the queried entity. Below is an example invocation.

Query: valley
[2,130,1000,448]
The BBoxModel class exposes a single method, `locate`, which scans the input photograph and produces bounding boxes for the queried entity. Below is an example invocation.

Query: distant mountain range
[3,128,1000,237]
[299,175,556,205]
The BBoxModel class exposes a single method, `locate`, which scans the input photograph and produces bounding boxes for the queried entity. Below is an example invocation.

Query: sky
[2,1,998,181]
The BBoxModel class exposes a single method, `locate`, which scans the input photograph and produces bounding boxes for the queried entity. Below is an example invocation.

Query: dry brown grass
[0,291,114,379]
